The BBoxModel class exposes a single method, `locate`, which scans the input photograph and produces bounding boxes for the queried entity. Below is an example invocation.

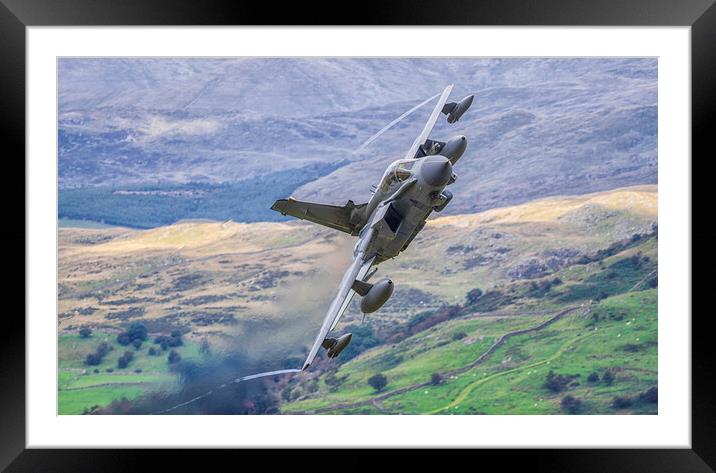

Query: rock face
[508,258,551,280]
[59,57,657,220]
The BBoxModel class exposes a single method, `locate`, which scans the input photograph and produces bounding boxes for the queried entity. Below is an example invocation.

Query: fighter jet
[271,85,474,370]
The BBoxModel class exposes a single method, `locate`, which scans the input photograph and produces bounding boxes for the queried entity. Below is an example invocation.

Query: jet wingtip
[270,199,287,211]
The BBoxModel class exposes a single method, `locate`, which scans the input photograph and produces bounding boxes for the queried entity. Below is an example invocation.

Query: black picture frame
[3,0,713,470]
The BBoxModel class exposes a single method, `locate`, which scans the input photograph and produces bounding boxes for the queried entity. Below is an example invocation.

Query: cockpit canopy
[379,159,415,192]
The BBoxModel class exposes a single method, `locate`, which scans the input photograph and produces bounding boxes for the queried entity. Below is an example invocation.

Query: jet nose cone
[421,156,453,187]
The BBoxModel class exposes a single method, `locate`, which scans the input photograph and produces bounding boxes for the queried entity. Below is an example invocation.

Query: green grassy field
[405,291,656,415]
[283,290,656,415]
[281,231,658,415]
[58,333,204,414]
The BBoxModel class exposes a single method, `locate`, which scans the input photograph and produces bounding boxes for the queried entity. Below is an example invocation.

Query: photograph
[56,57,659,416]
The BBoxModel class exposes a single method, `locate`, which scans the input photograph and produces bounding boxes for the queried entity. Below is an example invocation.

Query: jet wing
[403,84,454,160]
[301,254,375,370]
[271,198,365,235]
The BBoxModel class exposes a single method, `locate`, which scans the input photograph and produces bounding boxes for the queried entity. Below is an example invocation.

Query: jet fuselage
[357,154,455,264]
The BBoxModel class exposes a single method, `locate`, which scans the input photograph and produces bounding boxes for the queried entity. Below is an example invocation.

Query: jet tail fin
[271,198,366,235]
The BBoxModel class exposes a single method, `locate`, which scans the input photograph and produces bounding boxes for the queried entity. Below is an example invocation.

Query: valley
[58,185,658,415]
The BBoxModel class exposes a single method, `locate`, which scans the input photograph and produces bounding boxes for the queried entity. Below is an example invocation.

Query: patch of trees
[463,255,492,270]
[574,229,657,266]
[85,342,112,366]
[465,288,483,305]
[336,325,381,361]
[58,162,343,229]
[587,306,633,327]
[561,395,584,414]
[610,387,657,411]
[79,327,92,338]
[117,322,148,346]
[154,330,184,351]
[168,350,182,364]
[621,343,645,353]
[81,405,100,415]
[543,370,579,393]
[611,396,633,409]
[557,233,657,303]
[602,370,615,385]
[367,373,388,392]
[430,373,444,386]
[105,307,145,320]
[562,251,656,303]
[463,289,515,312]
[526,277,562,298]
[585,368,616,386]
[117,351,134,369]
[629,253,650,270]
[403,305,462,338]
[169,274,204,292]
[639,386,658,404]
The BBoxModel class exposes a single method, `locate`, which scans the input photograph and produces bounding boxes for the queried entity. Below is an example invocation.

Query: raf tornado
[271,85,474,369]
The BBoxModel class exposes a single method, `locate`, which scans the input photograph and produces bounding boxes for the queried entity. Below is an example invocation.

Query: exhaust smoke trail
[137,233,355,415]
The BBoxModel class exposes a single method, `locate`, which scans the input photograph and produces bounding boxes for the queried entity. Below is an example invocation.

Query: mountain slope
[59,58,657,219]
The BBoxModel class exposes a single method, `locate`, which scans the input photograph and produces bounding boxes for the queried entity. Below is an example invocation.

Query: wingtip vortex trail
[353,92,441,154]
[151,367,302,415]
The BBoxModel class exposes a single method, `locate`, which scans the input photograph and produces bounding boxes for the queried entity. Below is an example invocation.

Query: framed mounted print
[3,0,714,470]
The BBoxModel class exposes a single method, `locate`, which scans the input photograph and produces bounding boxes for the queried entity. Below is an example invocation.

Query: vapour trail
[352,92,440,154]
[151,368,302,415]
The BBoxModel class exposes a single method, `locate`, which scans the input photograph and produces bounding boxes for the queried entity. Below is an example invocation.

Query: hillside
[58,58,656,225]
[58,185,657,414]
